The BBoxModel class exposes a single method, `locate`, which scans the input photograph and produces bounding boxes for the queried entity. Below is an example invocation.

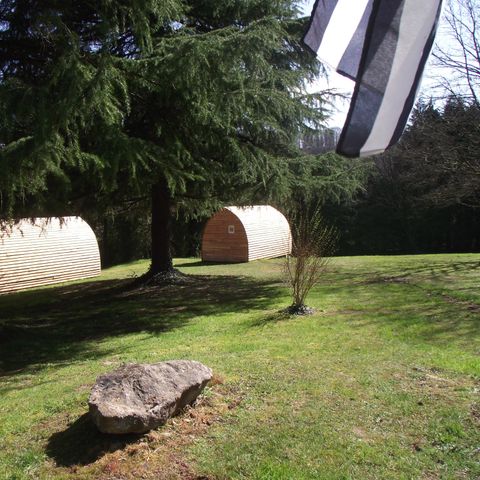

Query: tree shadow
[316,280,480,348]
[248,310,293,327]
[0,274,284,376]
[46,413,142,467]
[356,260,480,283]
[174,260,238,268]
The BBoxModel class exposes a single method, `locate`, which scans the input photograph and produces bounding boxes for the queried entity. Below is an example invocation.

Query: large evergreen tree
[0,1,328,276]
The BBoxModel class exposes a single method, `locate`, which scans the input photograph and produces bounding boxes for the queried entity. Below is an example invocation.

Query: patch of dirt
[351,427,372,442]
[411,439,425,452]
[422,472,440,480]
[43,382,243,480]
[471,403,480,425]
[362,275,411,285]
[130,269,196,288]
[75,383,92,393]
[439,293,480,313]
[282,304,315,315]
[408,366,475,400]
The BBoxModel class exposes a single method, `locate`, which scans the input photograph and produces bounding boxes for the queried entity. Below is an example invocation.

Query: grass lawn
[0,254,479,479]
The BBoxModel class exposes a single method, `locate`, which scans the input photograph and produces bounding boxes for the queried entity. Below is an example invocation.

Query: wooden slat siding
[227,206,291,261]
[201,210,248,262]
[0,217,101,294]
[201,205,291,263]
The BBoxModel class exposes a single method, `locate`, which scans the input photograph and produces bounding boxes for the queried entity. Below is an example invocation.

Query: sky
[299,0,448,128]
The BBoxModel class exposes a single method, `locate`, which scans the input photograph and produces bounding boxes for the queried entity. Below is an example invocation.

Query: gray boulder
[89,360,213,434]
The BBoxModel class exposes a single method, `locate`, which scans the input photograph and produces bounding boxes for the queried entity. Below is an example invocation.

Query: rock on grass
[89,360,213,434]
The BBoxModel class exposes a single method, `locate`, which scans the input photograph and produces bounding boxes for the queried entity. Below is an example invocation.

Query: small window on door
[228,225,235,234]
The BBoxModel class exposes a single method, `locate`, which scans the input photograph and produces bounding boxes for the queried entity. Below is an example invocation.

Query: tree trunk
[150,178,174,273]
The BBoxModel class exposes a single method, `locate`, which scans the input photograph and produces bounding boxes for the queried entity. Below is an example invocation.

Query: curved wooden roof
[0,216,101,294]
[202,205,291,262]
[225,205,290,237]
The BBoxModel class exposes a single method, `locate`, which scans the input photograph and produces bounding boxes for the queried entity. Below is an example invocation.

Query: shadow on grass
[174,260,237,268]
[0,274,284,376]
[357,260,480,283]
[249,310,293,327]
[46,413,142,467]
[316,279,480,348]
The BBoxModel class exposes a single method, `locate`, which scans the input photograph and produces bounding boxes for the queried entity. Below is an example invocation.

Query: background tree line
[322,97,480,255]
[95,92,480,266]
[316,0,480,257]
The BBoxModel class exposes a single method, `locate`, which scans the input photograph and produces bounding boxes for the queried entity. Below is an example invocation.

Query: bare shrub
[284,208,337,315]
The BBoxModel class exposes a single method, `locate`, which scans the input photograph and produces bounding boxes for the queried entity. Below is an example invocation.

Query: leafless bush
[284,209,337,314]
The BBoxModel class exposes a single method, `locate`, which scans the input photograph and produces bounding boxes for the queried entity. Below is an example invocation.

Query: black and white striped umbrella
[303,0,443,157]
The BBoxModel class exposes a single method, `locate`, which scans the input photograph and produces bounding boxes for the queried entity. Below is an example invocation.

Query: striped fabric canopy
[303,0,443,157]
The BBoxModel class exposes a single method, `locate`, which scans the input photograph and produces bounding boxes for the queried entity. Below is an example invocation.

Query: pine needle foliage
[0,1,339,271]
[0,1,325,216]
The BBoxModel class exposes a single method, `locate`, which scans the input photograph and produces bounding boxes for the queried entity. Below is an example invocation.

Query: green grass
[0,254,479,479]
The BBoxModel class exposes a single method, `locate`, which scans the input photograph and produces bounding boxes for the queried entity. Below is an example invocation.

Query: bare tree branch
[432,0,480,104]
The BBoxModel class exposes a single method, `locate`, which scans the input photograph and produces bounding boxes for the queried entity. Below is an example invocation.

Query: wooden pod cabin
[0,217,101,294]
[201,205,291,263]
